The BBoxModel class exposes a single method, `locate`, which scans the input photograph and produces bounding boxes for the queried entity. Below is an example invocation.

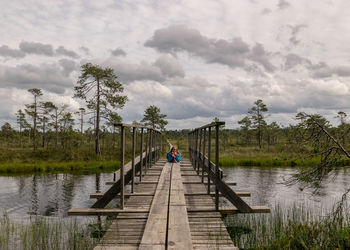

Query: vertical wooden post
[113,125,117,182]
[149,130,153,167]
[131,127,136,193]
[144,129,148,174]
[160,132,162,159]
[140,128,144,181]
[215,124,219,210]
[151,129,154,167]
[195,130,198,170]
[158,132,160,160]
[120,125,125,209]
[202,128,206,183]
[198,129,202,175]
[147,129,151,170]
[207,127,211,194]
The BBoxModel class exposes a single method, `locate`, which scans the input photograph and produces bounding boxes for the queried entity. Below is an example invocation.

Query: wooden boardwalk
[94,158,237,250]
[68,122,269,249]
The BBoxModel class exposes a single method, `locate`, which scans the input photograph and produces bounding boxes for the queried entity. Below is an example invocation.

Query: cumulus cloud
[79,46,90,55]
[19,41,54,56]
[0,63,74,94]
[104,55,185,83]
[278,0,290,9]
[287,24,307,47]
[154,55,185,77]
[284,53,311,70]
[308,62,350,78]
[0,45,25,59]
[56,46,79,58]
[111,48,127,57]
[145,25,275,72]
[58,59,77,76]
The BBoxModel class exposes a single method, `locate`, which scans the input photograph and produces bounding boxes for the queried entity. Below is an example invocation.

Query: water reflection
[223,166,350,214]
[1,167,349,220]
[0,172,113,219]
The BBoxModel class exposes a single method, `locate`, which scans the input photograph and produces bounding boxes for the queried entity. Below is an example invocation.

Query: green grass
[0,161,119,175]
[0,212,108,250]
[225,203,350,249]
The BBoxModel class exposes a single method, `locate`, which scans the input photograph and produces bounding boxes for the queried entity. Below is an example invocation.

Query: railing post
[194,130,198,170]
[215,124,219,210]
[149,130,152,166]
[147,129,151,170]
[198,129,202,175]
[120,125,125,209]
[140,128,144,181]
[131,127,136,193]
[188,132,191,162]
[157,132,160,160]
[207,127,211,194]
[202,128,206,183]
[144,129,148,174]
[151,130,154,164]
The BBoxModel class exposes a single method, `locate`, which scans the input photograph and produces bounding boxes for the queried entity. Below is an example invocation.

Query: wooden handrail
[188,121,254,213]
[92,122,162,209]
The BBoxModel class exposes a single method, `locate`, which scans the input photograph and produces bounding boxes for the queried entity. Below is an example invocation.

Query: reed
[0,212,107,250]
[225,203,350,249]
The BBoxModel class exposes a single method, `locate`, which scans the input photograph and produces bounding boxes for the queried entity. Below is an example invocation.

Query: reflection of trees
[17,176,26,194]
[255,168,279,205]
[30,175,38,215]
[96,173,101,193]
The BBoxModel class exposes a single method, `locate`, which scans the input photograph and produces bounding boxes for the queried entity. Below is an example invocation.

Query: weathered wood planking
[139,162,172,249]
[181,165,238,249]
[168,162,193,250]
[94,161,164,250]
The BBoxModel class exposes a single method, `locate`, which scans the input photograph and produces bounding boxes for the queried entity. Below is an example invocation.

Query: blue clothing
[167,151,181,162]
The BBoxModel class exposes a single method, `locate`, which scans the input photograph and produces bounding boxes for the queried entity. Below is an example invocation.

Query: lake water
[0,167,349,219]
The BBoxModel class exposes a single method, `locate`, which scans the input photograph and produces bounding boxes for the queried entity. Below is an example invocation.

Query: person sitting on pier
[167,146,181,163]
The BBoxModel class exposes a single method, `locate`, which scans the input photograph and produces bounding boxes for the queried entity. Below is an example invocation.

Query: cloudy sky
[1,0,350,129]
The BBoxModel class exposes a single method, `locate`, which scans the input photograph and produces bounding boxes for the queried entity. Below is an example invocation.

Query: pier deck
[93,158,237,250]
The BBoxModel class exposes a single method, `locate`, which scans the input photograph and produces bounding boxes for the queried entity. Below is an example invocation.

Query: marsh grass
[0,212,107,250]
[0,161,119,175]
[225,203,350,249]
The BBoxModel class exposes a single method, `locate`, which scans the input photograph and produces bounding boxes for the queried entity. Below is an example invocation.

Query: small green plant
[0,212,108,250]
[225,203,350,249]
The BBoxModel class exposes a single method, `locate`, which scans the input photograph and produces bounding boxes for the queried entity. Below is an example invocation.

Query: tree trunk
[42,120,45,148]
[95,78,101,155]
[19,124,22,148]
[55,110,58,149]
[33,96,37,151]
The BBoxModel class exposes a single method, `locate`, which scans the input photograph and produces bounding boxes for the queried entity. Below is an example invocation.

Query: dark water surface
[223,167,350,213]
[0,172,115,219]
[0,167,349,219]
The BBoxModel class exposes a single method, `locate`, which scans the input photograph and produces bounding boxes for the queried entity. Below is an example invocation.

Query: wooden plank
[187,206,270,214]
[168,162,193,250]
[90,192,154,199]
[139,162,171,249]
[67,208,149,216]
[185,192,250,197]
[183,181,236,185]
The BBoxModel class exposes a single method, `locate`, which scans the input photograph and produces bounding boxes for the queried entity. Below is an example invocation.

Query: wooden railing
[91,123,162,209]
[188,121,254,212]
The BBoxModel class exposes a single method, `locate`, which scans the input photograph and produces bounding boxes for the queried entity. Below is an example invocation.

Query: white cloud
[0,0,350,129]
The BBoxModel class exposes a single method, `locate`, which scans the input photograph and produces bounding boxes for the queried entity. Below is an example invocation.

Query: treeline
[0,63,169,161]
[165,100,350,153]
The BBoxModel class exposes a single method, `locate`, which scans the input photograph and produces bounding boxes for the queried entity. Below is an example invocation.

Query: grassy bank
[0,161,119,175]
[0,213,108,250]
[226,204,350,249]
[219,156,350,168]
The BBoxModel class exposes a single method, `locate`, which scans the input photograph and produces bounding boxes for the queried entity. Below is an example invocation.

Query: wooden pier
[68,122,270,249]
